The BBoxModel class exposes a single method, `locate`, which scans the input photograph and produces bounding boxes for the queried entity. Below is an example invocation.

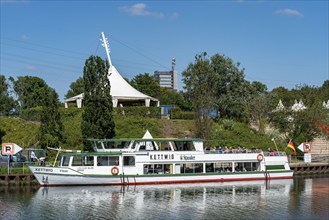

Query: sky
[1,0,328,101]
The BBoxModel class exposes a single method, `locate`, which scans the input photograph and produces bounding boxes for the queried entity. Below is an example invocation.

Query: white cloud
[120,3,164,18]
[26,65,36,71]
[21,34,30,40]
[274,8,304,17]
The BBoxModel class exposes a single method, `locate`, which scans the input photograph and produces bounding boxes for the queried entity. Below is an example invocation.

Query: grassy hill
[1,107,282,152]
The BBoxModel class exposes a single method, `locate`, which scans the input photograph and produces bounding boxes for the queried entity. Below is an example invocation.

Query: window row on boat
[60,154,261,174]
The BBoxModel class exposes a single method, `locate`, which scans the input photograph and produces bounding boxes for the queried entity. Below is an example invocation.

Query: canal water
[0,176,328,220]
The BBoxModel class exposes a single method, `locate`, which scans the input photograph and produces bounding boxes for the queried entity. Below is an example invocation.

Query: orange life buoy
[111,166,119,175]
[257,154,264,161]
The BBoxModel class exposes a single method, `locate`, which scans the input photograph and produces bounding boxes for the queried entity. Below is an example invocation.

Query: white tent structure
[291,99,307,112]
[323,100,329,109]
[274,99,285,112]
[64,32,159,108]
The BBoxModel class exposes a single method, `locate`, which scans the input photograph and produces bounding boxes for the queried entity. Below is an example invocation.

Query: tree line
[1,52,328,149]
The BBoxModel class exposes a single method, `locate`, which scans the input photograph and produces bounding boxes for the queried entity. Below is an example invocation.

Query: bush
[114,106,160,118]
[222,119,234,130]
[170,108,194,120]
[20,106,43,121]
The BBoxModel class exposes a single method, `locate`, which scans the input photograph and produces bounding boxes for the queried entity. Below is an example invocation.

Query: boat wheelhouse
[29,137,293,186]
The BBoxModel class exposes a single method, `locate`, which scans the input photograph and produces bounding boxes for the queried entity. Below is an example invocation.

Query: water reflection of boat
[29,179,295,219]
[29,137,293,186]
[36,179,294,199]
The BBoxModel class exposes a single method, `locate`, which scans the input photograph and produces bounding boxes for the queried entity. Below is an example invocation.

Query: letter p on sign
[2,143,15,155]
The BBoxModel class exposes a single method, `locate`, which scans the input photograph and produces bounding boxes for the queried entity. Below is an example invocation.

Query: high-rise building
[154,70,177,90]
[154,58,178,90]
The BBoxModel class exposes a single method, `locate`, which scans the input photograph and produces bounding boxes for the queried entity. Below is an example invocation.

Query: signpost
[1,143,23,174]
[297,142,312,163]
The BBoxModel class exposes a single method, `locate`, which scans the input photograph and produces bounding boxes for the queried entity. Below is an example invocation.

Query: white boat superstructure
[29,137,293,186]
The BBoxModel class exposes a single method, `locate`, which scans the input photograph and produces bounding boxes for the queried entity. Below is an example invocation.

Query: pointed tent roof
[108,66,157,102]
[298,99,307,110]
[64,33,159,108]
[275,99,285,111]
[291,99,307,112]
[64,66,158,106]
[64,65,158,107]
[323,100,329,109]
[291,99,300,112]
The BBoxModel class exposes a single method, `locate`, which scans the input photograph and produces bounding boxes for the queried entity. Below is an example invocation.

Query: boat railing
[264,151,287,156]
[205,149,262,154]
[204,149,287,156]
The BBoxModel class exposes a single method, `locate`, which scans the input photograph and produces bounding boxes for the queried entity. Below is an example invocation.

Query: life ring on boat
[111,167,119,175]
[257,154,264,161]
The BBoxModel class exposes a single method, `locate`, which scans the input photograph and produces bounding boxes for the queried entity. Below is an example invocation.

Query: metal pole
[272,138,279,153]
[53,147,61,167]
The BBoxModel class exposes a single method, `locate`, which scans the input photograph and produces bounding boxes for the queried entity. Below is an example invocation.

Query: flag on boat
[287,141,296,155]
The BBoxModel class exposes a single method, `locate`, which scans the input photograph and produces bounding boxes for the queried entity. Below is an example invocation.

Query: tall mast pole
[101,32,112,67]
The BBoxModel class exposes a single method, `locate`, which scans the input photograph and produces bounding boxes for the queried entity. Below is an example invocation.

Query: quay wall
[290,162,329,175]
[0,174,36,185]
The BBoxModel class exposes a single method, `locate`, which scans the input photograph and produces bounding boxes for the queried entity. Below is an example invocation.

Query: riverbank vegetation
[1,53,328,157]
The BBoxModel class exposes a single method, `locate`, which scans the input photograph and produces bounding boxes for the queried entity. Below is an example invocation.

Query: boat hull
[29,166,293,186]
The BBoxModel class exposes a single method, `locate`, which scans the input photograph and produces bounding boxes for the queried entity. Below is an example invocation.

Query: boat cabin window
[123,156,135,166]
[144,164,171,174]
[61,156,70,167]
[134,141,157,151]
[72,156,94,166]
[97,156,119,166]
[178,163,203,173]
[174,141,195,151]
[103,141,130,150]
[158,142,172,151]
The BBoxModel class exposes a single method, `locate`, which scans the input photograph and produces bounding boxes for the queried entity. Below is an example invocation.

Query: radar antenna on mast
[100,32,112,68]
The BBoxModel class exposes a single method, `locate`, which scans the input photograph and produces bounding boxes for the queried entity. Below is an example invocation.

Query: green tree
[182,52,216,145]
[65,77,84,99]
[246,81,269,132]
[247,94,269,133]
[319,80,329,105]
[269,106,324,144]
[81,56,115,150]
[39,87,65,148]
[130,73,160,98]
[0,75,16,116]
[251,81,268,95]
[269,86,292,111]
[12,76,48,112]
[158,88,190,110]
[210,54,251,120]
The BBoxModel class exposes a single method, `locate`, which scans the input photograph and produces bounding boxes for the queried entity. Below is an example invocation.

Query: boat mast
[100,32,112,70]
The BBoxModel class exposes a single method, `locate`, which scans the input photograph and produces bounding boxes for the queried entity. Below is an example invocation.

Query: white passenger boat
[29,136,294,186]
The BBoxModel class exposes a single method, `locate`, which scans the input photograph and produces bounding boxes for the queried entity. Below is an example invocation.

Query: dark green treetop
[65,77,84,99]
[81,56,115,150]
[39,87,65,148]
[0,75,16,116]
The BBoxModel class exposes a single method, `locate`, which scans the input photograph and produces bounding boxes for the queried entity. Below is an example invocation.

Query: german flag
[287,141,296,155]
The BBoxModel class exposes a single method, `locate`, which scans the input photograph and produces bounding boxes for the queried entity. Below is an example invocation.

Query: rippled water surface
[0,176,328,220]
